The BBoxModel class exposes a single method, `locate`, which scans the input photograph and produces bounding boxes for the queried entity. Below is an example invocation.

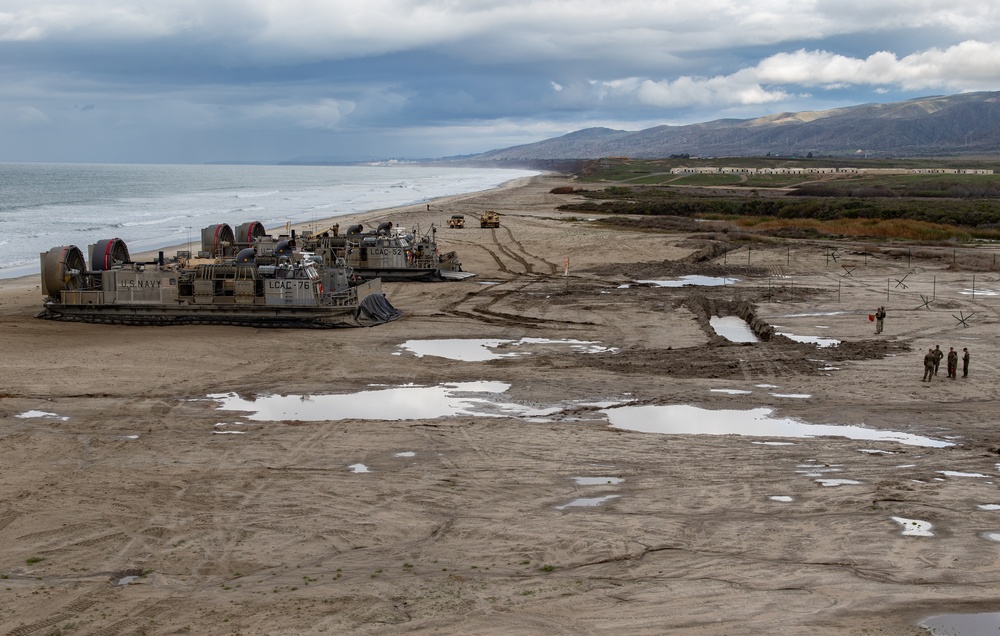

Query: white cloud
[594,39,1000,111]
[0,2,190,41]
[633,76,791,108]
[3,1,1000,61]
[752,41,1000,91]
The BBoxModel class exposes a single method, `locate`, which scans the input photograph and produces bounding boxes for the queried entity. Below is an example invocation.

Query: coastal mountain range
[465,91,1000,161]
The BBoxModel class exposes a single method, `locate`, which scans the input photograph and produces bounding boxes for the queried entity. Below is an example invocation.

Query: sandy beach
[3,172,1000,635]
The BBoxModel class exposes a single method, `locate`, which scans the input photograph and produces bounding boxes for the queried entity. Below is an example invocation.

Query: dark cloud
[1,1,997,162]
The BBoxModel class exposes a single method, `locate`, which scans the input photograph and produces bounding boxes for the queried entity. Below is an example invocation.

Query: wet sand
[2,173,1000,635]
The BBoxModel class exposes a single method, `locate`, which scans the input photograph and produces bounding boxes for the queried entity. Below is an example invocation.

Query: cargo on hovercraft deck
[37,224,401,328]
[300,221,474,282]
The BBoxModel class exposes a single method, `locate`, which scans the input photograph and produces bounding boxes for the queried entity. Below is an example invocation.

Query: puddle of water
[123,435,140,440]
[15,410,69,421]
[960,288,1000,296]
[710,388,753,395]
[752,441,795,445]
[982,532,1000,542]
[395,451,415,458]
[859,449,895,455]
[710,316,759,343]
[116,575,140,586]
[897,464,917,468]
[602,404,954,448]
[939,471,988,478]
[770,393,812,399]
[921,611,1000,635]
[979,504,1000,511]
[756,384,780,389]
[555,494,620,510]
[518,337,617,354]
[770,496,794,502]
[398,337,615,361]
[776,311,847,318]
[777,332,841,348]
[399,338,526,362]
[213,422,250,435]
[893,516,933,536]
[209,381,561,421]
[572,477,624,485]
[348,464,370,473]
[816,478,861,487]
[635,275,737,287]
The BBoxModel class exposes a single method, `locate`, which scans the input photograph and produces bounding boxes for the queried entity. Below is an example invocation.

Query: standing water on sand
[0,163,537,279]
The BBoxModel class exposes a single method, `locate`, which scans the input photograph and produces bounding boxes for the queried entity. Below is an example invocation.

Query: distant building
[670,165,992,176]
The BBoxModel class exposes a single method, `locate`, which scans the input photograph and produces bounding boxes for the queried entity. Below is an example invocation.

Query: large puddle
[396,337,616,362]
[209,381,560,421]
[710,316,759,343]
[920,611,1000,635]
[776,331,841,348]
[601,405,954,448]
[209,386,953,449]
[635,275,737,287]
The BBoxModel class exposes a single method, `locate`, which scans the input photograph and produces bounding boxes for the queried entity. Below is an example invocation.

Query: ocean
[0,162,537,279]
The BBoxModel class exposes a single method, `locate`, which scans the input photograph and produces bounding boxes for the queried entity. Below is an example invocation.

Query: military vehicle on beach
[37,223,401,328]
[300,221,473,281]
[447,214,465,229]
[480,211,500,228]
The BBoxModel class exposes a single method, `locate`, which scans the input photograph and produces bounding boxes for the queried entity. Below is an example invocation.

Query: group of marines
[922,345,970,382]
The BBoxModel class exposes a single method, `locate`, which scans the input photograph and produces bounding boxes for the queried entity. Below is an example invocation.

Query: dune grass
[732,216,990,242]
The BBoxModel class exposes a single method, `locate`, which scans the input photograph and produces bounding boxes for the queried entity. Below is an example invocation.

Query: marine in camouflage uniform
[922,348,936,382]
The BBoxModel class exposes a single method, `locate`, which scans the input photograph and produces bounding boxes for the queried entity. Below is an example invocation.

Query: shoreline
[132,174,545,262]
[2,174,544,289]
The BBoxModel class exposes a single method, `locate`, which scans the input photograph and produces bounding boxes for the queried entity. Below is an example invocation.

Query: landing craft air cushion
[38,222,401,328]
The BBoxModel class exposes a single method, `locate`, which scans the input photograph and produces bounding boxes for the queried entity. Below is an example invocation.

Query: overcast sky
[2,1,999,164]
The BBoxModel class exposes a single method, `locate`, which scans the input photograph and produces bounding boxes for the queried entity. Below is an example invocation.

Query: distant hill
[466,91,1000,161]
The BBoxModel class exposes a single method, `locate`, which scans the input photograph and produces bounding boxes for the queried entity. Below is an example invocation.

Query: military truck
[480,211,500,228]
[447,214,465,229]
